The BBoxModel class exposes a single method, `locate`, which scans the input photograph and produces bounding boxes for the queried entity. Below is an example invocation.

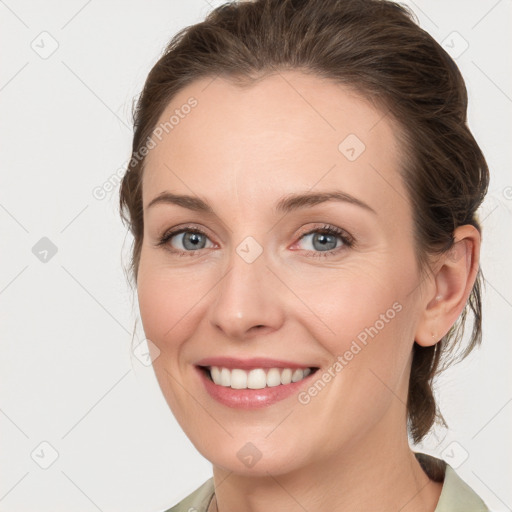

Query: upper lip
[195,357,318,370]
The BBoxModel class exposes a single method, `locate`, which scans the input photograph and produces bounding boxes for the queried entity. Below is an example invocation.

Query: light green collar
[434,462,488,511]
[165,453,489,511]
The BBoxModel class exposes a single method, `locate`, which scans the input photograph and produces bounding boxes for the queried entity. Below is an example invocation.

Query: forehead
[142,71,410,222]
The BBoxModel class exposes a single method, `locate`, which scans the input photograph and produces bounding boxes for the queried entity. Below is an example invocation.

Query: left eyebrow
[146,190,377,215]
[275,191,377,215]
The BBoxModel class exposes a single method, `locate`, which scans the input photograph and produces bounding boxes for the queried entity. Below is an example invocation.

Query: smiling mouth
[198,365,320,390]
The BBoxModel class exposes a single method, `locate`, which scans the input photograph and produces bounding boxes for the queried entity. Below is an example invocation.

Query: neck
[211,417,442,512]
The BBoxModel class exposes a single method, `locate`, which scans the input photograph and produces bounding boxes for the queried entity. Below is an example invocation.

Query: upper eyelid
[163,224,352,249]
[297,224,351,239]
[163,224,346,238]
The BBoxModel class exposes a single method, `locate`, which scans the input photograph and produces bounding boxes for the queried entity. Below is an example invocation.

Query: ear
[414,225,481,347]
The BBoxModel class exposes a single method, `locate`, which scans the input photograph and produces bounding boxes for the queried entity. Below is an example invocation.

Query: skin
[137,71,480,512]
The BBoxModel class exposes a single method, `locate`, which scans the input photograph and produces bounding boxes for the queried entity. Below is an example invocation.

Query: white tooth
[280,368,292,385]
[291,369,304,382]
[213,366,311,388]
[211,366,221,384]
[247,369,267,389]
[266,368,281,387]
[230,369,248,389]
[220,367,231,386]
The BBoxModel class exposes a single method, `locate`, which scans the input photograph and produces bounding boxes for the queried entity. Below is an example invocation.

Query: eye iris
[171,229,343,252]
[313,232,337,251]
[183,232,206,250]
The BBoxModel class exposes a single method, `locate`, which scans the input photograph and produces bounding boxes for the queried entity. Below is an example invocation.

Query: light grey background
[1,1,511,511]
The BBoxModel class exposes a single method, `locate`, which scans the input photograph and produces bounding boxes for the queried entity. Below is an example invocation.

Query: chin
[191,435,312,477]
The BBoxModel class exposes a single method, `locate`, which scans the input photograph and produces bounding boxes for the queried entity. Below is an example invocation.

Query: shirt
[164,452,489,512]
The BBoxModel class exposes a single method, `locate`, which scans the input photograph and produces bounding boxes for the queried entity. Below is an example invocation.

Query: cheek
[285,259,418,402]
[291,273,416,449]
[283,258,411,343]
[136,256,212,353]
[136,257,214,423]
[137,276,174,347]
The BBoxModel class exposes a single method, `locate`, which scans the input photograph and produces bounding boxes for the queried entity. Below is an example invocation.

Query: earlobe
[414,225,481,347]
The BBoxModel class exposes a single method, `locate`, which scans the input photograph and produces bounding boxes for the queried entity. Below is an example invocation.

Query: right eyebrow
[146,189,377,216]
[146,192,213,213]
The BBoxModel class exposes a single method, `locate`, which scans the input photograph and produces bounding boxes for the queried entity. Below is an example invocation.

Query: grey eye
[173,231,210,250]
[300,232,341,252]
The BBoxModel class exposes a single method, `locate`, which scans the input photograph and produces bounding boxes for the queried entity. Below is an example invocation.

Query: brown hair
[119,0,489,443]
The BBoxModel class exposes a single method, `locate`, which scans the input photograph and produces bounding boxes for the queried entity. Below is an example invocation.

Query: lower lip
[196,367,317,409]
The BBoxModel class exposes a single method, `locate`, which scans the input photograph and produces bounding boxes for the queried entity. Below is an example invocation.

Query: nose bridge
[209,242,284,339]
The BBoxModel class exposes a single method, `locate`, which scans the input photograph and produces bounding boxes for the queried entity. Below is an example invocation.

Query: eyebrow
[146,190,377,215]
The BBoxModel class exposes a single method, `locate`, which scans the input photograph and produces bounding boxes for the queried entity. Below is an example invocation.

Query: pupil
[183,232,205,250]
[313,233,336,251]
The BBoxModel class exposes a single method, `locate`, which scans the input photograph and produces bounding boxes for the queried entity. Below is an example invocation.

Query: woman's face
[137,71,427,475]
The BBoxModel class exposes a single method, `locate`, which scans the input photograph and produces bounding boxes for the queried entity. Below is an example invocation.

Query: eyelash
[156,224,354,258]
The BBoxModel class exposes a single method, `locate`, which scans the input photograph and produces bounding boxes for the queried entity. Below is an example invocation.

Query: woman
[119,0,490,510]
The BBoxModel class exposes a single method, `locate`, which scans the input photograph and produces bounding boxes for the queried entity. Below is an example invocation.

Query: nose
[208,250,285,341]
